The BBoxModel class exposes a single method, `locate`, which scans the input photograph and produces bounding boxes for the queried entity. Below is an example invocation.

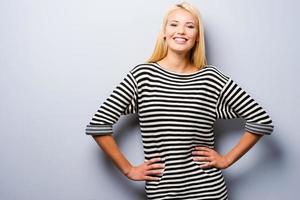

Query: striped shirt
[85,62,274,200]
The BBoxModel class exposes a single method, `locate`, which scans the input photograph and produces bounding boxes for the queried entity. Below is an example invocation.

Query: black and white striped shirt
[85,62,274,200]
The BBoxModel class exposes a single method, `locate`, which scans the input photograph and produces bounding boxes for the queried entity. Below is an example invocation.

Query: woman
[85,2,274,199]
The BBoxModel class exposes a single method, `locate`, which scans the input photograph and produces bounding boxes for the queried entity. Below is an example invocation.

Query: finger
[147,163,165,170]
[194,146,211,152]
[144,175,161,181]
[199,162,212,169]
[192,150,210,156]
[146,157,162,165]
[145,169,164,175]
[193,156,211,162]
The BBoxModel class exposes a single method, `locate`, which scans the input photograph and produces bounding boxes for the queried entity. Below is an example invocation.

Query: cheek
[165,28,175,37]
[165,33,175,41]
[188,31,198,40]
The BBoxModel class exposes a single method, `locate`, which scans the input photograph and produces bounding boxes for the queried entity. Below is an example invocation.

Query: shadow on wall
[214,119,283,198]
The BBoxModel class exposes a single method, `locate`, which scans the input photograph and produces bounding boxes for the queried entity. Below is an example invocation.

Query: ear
[162,29,167,40]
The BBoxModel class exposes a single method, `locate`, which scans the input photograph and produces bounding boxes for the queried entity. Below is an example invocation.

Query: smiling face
[164,8,199,55]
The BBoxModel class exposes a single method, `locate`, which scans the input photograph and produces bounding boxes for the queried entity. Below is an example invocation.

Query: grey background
[0,0,298,199]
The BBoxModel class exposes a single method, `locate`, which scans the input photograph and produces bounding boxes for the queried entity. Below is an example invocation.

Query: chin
[169,46,193,54]
[168,42,194,53]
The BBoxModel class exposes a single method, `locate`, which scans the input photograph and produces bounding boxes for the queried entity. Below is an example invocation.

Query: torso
[130,62,229,200]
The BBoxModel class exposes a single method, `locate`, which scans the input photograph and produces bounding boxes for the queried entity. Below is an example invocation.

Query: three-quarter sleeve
[216,78,274,135]
[85,70,138,136]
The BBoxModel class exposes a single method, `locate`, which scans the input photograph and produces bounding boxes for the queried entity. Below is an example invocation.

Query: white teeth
[174,38,187,42]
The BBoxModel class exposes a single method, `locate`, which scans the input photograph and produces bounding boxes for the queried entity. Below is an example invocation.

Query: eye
[170,23,177,27]
[187,25,195,29]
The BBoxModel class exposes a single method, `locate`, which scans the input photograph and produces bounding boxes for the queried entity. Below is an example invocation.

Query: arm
[224,131,263,167]
[92,135,164,181]
[85,70,164,181]
[193,77,274,169]
[92,135,132,175]
[192,131,262,169]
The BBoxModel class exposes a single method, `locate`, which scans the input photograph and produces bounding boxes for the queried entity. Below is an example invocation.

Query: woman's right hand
[125,157,165,181]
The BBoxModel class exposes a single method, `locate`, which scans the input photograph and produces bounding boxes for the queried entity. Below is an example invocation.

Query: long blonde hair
[146,2,207,69]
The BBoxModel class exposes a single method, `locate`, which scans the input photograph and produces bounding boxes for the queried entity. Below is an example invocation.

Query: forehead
[167,9,196,24]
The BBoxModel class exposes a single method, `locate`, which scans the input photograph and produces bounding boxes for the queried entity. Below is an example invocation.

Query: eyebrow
[169,20,195,25]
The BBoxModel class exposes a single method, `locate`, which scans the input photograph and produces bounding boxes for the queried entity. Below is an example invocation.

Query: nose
[176,25,185,34]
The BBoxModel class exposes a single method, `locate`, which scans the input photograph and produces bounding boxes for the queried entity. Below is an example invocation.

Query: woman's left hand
[192,146,231,169]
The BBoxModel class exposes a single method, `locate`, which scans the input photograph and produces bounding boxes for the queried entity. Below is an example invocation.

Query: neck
[160,50,192,72]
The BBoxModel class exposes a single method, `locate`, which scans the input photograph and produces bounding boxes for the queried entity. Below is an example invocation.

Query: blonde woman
[85,2,274,199]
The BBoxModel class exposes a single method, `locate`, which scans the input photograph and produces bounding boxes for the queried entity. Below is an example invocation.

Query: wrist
[122,164,133,177]
[223,154,234,168]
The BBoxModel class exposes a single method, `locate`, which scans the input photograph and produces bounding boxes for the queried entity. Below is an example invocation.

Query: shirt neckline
[152,62,207,77]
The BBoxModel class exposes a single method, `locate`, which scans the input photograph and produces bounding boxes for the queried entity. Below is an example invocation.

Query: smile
[173,37,188,44]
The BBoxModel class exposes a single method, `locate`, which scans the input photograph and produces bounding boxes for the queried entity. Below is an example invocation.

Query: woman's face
[164,9,198,55]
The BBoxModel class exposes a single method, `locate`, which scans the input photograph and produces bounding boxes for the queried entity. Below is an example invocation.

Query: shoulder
[130,62,156,71]
[128,62,159,76]
[202,64,231,83]
[204,64,228,77]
